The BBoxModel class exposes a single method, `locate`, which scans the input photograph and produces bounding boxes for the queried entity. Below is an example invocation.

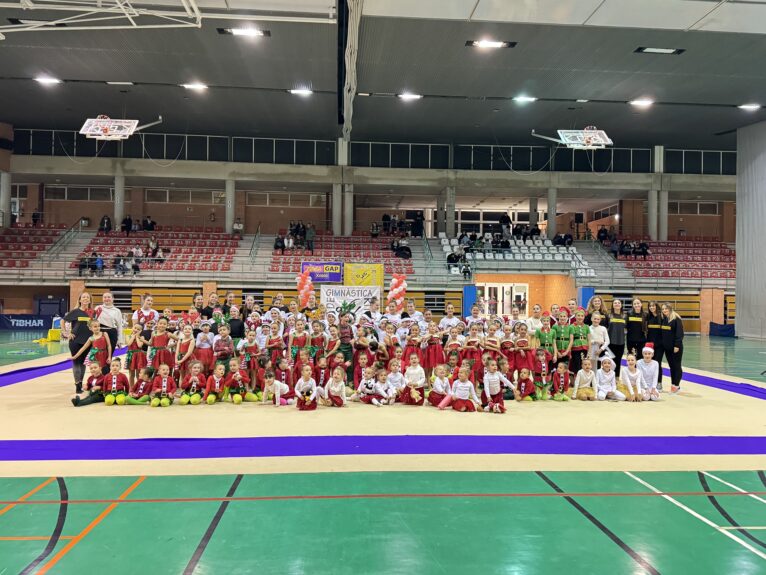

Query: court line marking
[0,536,75,541]
[20,477,69,575]
[697,472,766,550]
[0,476,55,517]
[4,490,766,506]
[36,476,145,575]
[184,474,243,575]
[0,490,765,506]
[536,471,659,575]
[624,471,766,561]
[702,471,766,505]
[721,527,766,531]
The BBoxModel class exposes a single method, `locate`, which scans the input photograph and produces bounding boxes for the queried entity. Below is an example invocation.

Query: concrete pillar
[343,184,354,236]
[224,179,235,234]
[114,173,125,226]
[658,189,669,241]
[529,197,539,227]
[337,138,349,166]
[546,188,557,238]
[445,186,456,237]
[647,189,658,241]
[436,193,445,235]
[0,171,10,228]
[332,183,342,236]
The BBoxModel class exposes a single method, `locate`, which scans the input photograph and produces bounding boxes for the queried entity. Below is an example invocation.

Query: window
[67,187,89,201]
[460,211,480,221]
[668,202,679,214]
[11,185,28,199]
[89,188,112,201]
[44,186,66,200]
[145,189,168,203]
[268,193,289,207]
[212,192,226,205]
[460,223,480,233]
[169,189,191,203]
[679,202,697,215]
[246,192,267,206]
[190,190,213,205]
[698,203,719,215]
[289,194,311,207]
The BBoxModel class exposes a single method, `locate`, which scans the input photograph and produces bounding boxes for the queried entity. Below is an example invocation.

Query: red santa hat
[642,342,655,355]
[542,311,551,318]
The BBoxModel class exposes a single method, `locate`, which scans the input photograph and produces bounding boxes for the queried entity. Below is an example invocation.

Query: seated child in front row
[150,363,177,407]
[572,357,597,401]
[102,358,129,406]
[295,364,319,411]
[225,357,257,404]
[482,358,514,412]
[203,363,227,404]
[448,367,481,412]
[261,371,295,406]
[514,367,536,402]
[179,361,206,405]
[356,368,388,407]
[596,357,625,401]
[427,364,451,407]
[127,367,153,405]
[72,362,107,407]
[325,366,347,407]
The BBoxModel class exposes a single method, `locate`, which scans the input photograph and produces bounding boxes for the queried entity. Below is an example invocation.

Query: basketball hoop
[80,115,138,141]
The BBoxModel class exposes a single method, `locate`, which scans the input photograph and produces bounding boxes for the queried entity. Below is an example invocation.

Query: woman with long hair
[646,301,664,372]
[584,296,608,326]
[606,298,626,376]
[626,297,647,359]
[661,302,684,394]
[63,292,95,393]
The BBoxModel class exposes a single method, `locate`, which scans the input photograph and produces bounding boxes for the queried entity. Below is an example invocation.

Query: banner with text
[301,261,343,283]
[344,263,384,288]
[0,314,54,330]
[320,286,380,321]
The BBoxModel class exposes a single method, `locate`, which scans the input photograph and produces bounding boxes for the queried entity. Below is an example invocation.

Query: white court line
[721,527,766,530]
[702,471,766,505]
[623,471,766,561]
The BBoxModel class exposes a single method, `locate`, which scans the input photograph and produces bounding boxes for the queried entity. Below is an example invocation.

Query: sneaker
[71,397,80,407]
[670,385,681,394]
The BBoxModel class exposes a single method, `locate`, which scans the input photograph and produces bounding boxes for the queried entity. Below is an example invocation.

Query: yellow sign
[344,263,384,288]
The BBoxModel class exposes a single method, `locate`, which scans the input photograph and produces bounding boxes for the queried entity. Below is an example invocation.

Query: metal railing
[664,148,737,176]
[248,222,262,263]
[41,219,85,263]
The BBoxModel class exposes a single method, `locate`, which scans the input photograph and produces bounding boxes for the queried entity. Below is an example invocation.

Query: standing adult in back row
[661,303,684,394]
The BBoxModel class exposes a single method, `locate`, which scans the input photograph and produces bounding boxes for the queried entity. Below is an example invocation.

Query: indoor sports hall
[0,2,765,574]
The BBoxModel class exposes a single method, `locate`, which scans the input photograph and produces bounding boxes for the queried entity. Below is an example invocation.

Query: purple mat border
[0,348,126,389]
[0,435,764,461]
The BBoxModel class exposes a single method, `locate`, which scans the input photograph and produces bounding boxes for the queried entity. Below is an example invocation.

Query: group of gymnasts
[69,293,675,410]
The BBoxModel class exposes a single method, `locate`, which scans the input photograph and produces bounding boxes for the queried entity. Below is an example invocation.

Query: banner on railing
[0,314,54,330]
[344,263,384,288]
[320,286,380,321]
[301,261,343,283]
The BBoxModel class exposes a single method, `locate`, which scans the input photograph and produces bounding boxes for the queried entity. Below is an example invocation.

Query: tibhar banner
[0,315,53,330]
[320,286,380,321]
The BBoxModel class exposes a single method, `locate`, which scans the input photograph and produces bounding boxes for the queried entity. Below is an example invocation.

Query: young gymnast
[126,324,147,387]
[325,367,348,407]
[588,313,610,365]
[531,348,551,400]
[294,364,319,411]
[637,343,661,401]
[357,368,388,407]
[385,359,406,404]
[619,353,644,402]
[551,361,571,401]
[572,357,597,401]
[72,319,112,375]
[212,323,235,372]
[203,363,227,404]
[150,363,177,407]
[461,323,484,381]
[179,361,206,405]
[596,357,624,401]
[147,317,176,371]
[449,367,481,412]
[225,357,256,404]
[237,330,260,386]
[71,362,105,407]
[101,358,129,406]
[261,371,295,406]
[514,367,536,402]
[482,358,514,413]
[427,364,451,407]
[422,323,445,379]
[194,321,215,374]
[402,353,426,405]
[175,323,196,381]
[313,355,331,390]
[126,367,153,405]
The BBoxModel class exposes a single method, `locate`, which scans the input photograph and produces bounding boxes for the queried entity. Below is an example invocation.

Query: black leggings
[69,340,86,390]
[665,345,683,388]
[569,349,586,375]
[102,328,118,355]
[652,343,665,370]
[608,343,624,376]
[626,339,646,359]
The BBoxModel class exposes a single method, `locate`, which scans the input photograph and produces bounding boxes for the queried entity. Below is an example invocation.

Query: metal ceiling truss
[0,0,335,38]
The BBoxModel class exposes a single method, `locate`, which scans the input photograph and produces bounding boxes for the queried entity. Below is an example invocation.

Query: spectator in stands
[382,213,391,234]
[482,234,493,252]
[142,216,156,231]
[446,251,461,267]
[530,224,541,238]
[413,211,424,237]
[564,233,574,246]
[148,235,160,259]
[397,216,407,234]
[512,224,523,238]
[284,234,295,250]
[370,222,380,238]
[296,221,306,246]
[499,212,511,232]
[274,234,286,254]
[32,210,42,226]
[597,226,608,244]
[132,219,140,233]
[129,256,140,276]
[77,255,90,277]
[114,254,128,277]
[95,253,104,276]
[499,236,511,251]
[121,214,133,236]
[305,223,316,254]
[619,240,632,257]
[390,237,400,251]
[156,247,168,264]
[610,238,619,259]
[637,240,650,260]
[131,244,143,264]
[232,218,244,239]
[461,261,471,280]
[99,215,112,234]
[553,233,566,246]
[458,232,469,246]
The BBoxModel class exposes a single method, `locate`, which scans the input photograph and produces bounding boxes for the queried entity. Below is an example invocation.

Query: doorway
[477,283,529,318]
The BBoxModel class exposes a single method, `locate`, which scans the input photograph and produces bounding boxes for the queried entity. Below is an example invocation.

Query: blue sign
[301,262,343,283]
[0,314,54,330]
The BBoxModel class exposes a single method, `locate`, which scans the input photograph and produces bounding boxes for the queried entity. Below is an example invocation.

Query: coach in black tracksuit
[660,303,685,393]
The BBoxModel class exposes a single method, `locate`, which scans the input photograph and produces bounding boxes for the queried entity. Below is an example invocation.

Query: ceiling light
[218,27,270,37]
[106,81,134,86]
[466,39,516,49]
[288,88,313,96]
[738,103,761,111]
[576,99,589,103]
[397,93,422,101]
[181,82,208,91]
[35,76,61,85]
[635,47,685,55]
[513,95,537,103]
[629,99,654,107]
[358,92,371,96]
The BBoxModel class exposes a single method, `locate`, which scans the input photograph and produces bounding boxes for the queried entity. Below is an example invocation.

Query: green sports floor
[1,471,765,574]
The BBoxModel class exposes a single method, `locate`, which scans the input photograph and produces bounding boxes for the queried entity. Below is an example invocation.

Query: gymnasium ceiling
[1,0,766,150]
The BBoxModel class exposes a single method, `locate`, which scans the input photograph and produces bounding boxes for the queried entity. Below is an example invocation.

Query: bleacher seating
[270,234,414,275]
[71,227,240,273]
[0,223,66,269]
[620,240,736,279]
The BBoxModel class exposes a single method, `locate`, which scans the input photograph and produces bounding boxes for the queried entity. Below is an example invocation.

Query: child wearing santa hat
[637,342,661,401]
